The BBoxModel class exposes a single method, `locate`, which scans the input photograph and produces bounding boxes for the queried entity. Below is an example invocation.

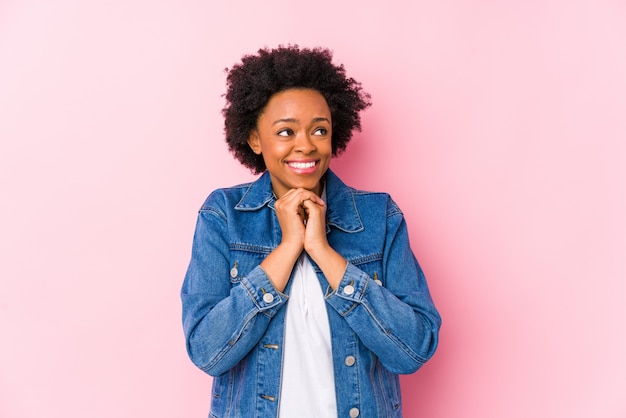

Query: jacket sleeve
[181,200,287,377]
[325,198,441,374]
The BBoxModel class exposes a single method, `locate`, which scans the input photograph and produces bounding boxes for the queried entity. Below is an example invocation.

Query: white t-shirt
[278,253,337,418]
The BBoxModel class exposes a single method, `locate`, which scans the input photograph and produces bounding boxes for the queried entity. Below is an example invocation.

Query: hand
[260,188,326,292]
[267,188,346,291]
[273,188,326,251]
[301,197,329,253]
[301,195,347,290]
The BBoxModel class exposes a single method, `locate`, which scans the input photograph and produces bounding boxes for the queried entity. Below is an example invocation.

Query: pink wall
[1,1,625,417]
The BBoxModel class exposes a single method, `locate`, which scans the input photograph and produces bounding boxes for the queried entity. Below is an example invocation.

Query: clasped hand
[261,187,345,291]
[274,188,328,253]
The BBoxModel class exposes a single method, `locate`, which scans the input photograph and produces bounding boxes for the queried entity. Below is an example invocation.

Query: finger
[275,191,306,212]
[278,189,312,207]
[302,200,325,227]
[298,204,308,223]
[301,198,325,213]
[285,188,324,203]
[303,192,325,206]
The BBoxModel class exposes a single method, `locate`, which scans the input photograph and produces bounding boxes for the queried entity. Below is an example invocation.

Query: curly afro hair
[222,45,372,174]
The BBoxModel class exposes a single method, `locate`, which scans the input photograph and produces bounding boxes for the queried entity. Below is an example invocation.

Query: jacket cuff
[240,265,287,316]
[325,263,368,315]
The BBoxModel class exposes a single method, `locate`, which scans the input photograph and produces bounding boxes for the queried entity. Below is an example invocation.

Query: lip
[285,159,319,174]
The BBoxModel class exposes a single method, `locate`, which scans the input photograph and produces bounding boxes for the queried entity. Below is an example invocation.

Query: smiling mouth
[287,161,317,169]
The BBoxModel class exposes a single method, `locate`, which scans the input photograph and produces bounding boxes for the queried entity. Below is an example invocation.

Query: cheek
[261,142,289,160]
[321,139,333,155]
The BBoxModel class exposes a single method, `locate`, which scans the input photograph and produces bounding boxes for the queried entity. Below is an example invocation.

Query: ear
[247,130,262,155]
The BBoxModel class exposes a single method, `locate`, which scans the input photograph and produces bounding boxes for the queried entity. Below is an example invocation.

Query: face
[248,88,332,198]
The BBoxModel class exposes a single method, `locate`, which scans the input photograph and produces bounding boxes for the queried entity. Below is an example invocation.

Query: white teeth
[289,161,316,169]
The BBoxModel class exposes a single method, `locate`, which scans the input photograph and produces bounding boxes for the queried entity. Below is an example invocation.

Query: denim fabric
[181,170,441,418]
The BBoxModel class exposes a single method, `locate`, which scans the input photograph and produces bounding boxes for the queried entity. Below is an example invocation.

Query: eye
[313,127,328,136]
[277,128,294,137]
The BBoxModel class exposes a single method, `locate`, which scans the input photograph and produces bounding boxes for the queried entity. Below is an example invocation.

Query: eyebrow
[272,117,330,126]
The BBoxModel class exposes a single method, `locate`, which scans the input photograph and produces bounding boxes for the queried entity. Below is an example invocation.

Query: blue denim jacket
[182,170,441,418]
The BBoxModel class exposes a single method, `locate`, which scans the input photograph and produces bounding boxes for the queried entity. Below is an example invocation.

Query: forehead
[259,88,331,120]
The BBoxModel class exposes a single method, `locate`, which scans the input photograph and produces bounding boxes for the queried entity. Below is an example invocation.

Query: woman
[182,45,441,418]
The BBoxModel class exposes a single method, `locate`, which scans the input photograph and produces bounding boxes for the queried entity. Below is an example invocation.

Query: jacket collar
[235,169,364,233]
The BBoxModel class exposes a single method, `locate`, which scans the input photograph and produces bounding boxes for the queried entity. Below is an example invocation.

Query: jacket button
[344,355,355,366]
[263,293,274,303]
[374,279,382,286]
[349,407,360,417]
[230,267,238,278]
[343,285,355,295]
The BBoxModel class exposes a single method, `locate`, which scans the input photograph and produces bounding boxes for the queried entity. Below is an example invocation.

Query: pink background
[1,1,625,417]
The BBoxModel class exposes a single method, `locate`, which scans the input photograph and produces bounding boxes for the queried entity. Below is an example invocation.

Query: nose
[294,131,316,153]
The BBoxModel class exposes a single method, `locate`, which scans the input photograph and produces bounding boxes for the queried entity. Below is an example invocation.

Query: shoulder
[198,181,254,213]
[326,170,404,219]
[349,188,403,218]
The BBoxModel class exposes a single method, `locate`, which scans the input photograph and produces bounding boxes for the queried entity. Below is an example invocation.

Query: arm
[181,206,286,377]
[324,200,441,374]
[181,187,324,376]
